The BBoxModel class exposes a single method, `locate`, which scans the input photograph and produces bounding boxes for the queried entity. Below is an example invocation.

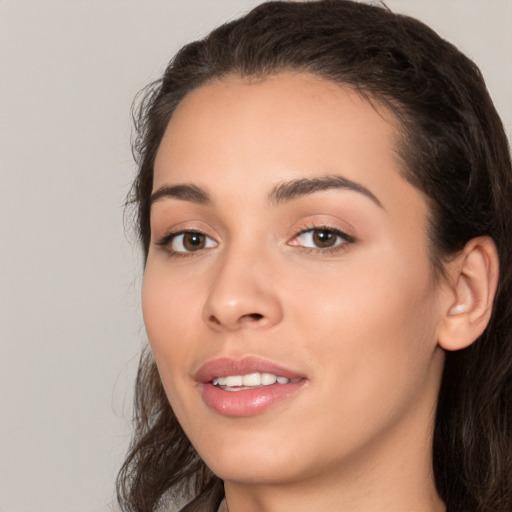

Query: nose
[202,249,283,332]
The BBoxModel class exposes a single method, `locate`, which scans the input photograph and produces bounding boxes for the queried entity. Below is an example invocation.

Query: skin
[143,73,450,512]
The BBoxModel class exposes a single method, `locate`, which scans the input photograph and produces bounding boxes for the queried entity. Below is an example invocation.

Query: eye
[160,231,218,254]
[291,227,354,250]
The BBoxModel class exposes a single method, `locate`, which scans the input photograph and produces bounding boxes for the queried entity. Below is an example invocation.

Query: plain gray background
[0,1,510,511]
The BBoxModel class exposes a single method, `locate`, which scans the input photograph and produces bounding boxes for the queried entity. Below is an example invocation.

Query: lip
[195,356,305,383]
[195,357,307,417]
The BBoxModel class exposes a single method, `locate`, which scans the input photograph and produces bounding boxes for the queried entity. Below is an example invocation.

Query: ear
[437,236,499,351]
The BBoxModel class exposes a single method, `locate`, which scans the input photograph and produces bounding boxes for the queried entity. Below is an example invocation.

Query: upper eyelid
[291,213,356,233]
[296,225,345,235]
[153,219,218,241]
[292,224,355,241]
[156,228,216,246]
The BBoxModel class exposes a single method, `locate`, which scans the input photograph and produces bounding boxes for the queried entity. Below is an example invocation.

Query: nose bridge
[203,240,283,331]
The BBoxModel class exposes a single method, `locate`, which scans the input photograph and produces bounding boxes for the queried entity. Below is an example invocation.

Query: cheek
[141,263,207,427]
[282,255,441,458]
[291,244,440,396]
[141,261,203,375]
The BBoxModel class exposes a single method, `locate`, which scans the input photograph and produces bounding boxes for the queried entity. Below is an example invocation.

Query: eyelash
[290,224,355,254]
[155,225,355,257]
[156,230,218,258]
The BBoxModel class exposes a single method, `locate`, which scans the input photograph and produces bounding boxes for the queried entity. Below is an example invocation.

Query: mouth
[195,357,307,417]
[212,372,299,390]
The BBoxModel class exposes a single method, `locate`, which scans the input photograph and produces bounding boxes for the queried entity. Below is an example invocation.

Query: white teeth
[212,372,291,387]
[261,373,277,385]
[225,375,243,387]
[242,373,261,386]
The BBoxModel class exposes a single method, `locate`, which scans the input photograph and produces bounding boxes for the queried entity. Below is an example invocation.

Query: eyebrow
[150,183,212,206]
[269,174,383,208]
[150,174,383,209]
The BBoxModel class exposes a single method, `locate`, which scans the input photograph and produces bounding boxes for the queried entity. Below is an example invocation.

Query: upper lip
[194,356,306,383]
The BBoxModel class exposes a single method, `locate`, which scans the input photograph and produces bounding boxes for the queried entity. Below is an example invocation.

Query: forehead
[153,72,414,211]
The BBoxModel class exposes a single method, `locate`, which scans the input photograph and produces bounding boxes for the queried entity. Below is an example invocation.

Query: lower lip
[200,380,306,417]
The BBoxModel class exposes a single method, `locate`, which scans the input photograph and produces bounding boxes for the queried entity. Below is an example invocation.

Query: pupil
[184,233,205,251]
[313,230,336,248]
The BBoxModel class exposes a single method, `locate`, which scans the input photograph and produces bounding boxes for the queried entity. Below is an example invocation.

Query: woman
[117,1,512,511]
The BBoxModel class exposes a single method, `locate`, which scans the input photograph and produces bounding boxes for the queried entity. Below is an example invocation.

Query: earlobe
[438,236,499,352]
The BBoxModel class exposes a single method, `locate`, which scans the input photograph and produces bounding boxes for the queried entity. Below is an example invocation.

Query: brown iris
[182,232,207,251]
[312,229,338,248]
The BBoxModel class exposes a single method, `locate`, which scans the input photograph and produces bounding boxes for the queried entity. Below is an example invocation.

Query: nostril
[208,315,221,325]
[243,313,264,321]
[206,312,265,328]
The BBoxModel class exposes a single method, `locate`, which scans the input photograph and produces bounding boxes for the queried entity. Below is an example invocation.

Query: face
[143,73,446,488]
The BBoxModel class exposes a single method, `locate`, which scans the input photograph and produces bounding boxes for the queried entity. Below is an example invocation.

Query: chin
[192,427,306,485]
[209,457,302,487]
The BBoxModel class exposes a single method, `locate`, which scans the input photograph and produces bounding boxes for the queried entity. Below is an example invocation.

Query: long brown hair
[118,2,512,511]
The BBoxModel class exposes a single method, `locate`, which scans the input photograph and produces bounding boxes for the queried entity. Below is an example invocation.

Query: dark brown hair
[118,1,512,511]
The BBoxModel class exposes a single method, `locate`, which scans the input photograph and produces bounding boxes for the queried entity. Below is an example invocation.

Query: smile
[212,372,293,389]
[196,358,307,416]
